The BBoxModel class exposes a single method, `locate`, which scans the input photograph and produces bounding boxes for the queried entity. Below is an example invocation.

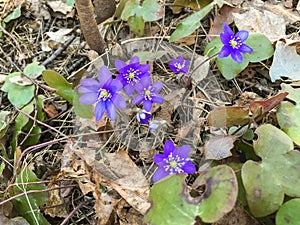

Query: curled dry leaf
[203,135,236,160]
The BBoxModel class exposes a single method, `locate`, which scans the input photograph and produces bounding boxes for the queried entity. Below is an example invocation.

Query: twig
[59,200,90,225]
[41,34,76,66]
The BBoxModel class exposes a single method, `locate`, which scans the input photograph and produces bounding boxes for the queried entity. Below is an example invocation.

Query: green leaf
[1,72,35,108]
[253,124,293,159]
[3,6,21,23]
[216,56,249,80]
[42,70,75,103]
[276,199,300,225]
[144,165,238,224]
[121,0,163,21]
[277,84,300,146]
[73,91,93,119]
[0,111,10,139]
[242,160,284,217]
[245,33,274,63]
[66,0,75,6]
[242,124,300,217]
[12,100,34,151]
[22,95,44,147]
[141,0,163,21]
[128,15,144,36]
[120,0,140,20]
[169,2,216,42]
[12,168,50,225]
[24,62,45,79]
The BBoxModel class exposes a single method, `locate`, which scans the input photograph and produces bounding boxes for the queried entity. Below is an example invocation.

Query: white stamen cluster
[125,67,141,84]
[229,36,242,49]
[97,88,112,102]
[143,88,153,100]
[163,152,187,174]
[174,62,185,70]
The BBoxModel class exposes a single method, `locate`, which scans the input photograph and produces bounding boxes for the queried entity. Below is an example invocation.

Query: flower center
[126,67,141,84]
[169,160,177,168]
[128,72,135,79]
[98,89,111,101]
[144,89,151,96]
[229,37,242,49]
[163,152,187,174]
[174,62,184,70]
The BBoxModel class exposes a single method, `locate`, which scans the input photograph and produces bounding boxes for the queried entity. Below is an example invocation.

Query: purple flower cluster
[78,66,126,121]
[218,23,253,63]
[153,140,196,182]
[169,56,190,74]
[78,56,164,122]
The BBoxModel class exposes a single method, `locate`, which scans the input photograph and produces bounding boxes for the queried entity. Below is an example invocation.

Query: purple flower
[137,110,152,124]
[132,77,164,112]
[78,66,126,121]
[115,56,150,96]
[153,140,196,182]
[169,56,190,74]
[218,23,253,64]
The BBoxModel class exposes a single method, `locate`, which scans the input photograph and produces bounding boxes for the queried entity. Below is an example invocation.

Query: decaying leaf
[203,135,236,160]
[47,0,73,14]
[93,151,151,215]
[249,92,288,119]
[270,40,300,82]
[208,4,240,40]
[44,186,68,218]
[208,106,249,128]
[233,8,285,41]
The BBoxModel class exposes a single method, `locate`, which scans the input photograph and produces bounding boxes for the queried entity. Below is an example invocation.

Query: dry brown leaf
[27,0,51,20]
[94,183,121,225]
[233,8,286,41]
[44,186,68,218]
[173,35,196,46]
[175,120,201,146]
[208,4,240,40]
[46,28,73,43]
[94,151,151,215]
[116,199,144,225]
[203,135,236,160]
[263,3,300,24]
[44,104,58,118]
[47,0,73,14]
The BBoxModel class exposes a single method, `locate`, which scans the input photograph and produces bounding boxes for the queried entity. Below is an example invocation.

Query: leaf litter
[1,0,300,224]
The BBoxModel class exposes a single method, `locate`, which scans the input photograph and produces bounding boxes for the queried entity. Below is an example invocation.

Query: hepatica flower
[115,56,150,96]
[153,140,196,182]
[137,109,152,124]
[218,23,253,63]
[78,66,126,121]
[132,77,164,112]
[169,56,190,74]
